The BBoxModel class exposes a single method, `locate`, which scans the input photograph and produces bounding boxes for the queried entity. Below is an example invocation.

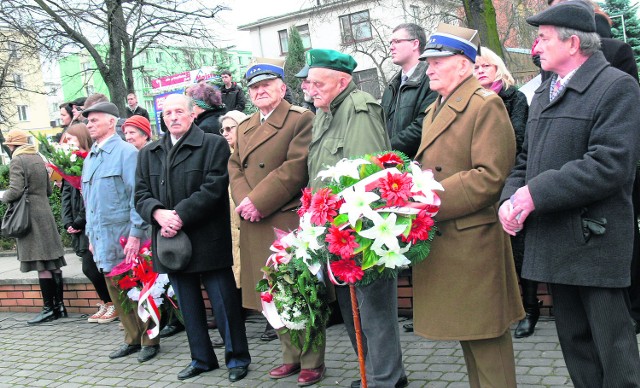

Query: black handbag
[1,158,31,238]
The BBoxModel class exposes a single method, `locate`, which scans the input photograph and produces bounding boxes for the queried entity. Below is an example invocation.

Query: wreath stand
[350,284,367,388]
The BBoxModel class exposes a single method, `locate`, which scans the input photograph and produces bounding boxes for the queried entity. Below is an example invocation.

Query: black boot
[514,279,540,338]
[52,272,67,318]
[28,278,58,324]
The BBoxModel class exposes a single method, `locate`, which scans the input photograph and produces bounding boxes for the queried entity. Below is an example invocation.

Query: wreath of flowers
[107,238,181,338]
[256,229,330,352]
[296,151,443,286]
[33,132,86,190]
[257,151,443,350]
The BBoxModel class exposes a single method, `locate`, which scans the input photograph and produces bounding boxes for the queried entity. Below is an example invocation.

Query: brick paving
[0,309,582,387]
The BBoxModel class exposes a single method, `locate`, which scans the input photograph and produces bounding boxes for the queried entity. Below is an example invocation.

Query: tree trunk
[462,0,504,58]
[105,0,129,117]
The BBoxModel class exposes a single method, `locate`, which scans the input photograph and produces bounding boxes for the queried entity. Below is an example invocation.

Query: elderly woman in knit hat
[122,115,152,150]
[1,130,67,325]
[185,82,227,134]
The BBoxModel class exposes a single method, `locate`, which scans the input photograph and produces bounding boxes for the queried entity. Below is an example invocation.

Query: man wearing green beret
[306,49,408,388]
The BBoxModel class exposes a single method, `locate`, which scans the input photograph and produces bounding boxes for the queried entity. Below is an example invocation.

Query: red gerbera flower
[118,276,138,289]
[298,188,313,217]
[331,258,365,284]
[402,210,435,244]
[261,292,273,303]
[73,150,89,159]
[309,188,341,225]
[377,152,404,168]
[379,172,413,207]
[325,226,358,259]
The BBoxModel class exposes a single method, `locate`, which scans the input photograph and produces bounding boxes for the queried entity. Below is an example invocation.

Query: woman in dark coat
[62,123,116,323]
[1,130,66,324]
[474,46,535,338]
[186,83,227,135]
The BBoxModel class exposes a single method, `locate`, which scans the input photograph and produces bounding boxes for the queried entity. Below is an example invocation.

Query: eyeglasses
[219,125,236,135]
[389,38,416,46]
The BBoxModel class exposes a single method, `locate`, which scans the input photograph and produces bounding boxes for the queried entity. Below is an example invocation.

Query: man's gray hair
[556,26,601,56]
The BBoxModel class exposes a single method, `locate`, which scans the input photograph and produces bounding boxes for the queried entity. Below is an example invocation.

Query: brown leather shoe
[269,363,301,379]
[297,364,325,386]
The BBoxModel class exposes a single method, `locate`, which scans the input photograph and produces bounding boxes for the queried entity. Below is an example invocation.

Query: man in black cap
[294,65,316,113]
[81,101,158,363]
[499,2,640,385]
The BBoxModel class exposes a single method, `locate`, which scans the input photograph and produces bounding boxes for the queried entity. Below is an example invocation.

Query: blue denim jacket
[82,135,147,272]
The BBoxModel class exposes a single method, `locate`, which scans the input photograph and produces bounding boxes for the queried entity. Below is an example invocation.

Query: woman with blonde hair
[474,46,535,338]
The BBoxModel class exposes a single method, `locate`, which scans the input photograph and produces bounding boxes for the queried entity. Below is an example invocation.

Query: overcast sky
[219,0,311,51]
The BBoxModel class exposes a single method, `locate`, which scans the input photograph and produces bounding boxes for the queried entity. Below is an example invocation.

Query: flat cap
[245,57,285,87]
[527,1,596,32]
[420,23,480,63]
[295,64,310,78]
[306,49,357,74]
[71,96,87,107]
[82,101,120,117]
[156,230,192,271]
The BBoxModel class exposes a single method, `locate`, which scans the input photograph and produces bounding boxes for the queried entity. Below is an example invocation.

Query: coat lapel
[240,100,289,164]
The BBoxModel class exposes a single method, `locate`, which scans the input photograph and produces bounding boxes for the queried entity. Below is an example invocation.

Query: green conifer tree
[603,0,640,70]
[284,26,307,106]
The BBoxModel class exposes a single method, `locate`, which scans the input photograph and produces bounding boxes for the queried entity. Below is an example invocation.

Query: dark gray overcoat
[501,51,640,288]
[135,124,233,274]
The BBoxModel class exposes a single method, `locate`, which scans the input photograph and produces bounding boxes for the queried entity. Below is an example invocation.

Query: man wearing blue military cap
[306,49,408,388]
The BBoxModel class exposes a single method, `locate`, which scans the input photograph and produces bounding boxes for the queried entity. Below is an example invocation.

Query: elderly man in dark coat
[499,2,640,386]
[135,94,250,382]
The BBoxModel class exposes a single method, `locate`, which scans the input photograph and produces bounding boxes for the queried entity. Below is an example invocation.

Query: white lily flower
[373,243,412,269]
[297,213,326,251]
[358,212,406,252]
[316,158,370,182]
[339,185,382,227]
[409,162,444,204]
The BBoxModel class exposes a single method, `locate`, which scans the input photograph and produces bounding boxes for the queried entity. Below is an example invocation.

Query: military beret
[245,57,285,87]
[306,49,357,74]
[82,101,120,118]
[527,1,596,32]
[295,64,310,78]
[420,23,480,63]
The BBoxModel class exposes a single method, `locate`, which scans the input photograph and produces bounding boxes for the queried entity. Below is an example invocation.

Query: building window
[339,10,372,44]
[156,52,163,63]
[17,105,29,121]
[352,68,380,99]
[278,29,289,54]
[298,24,312,49]
[145,50,152,62]
[409,5,420,23]
[13,74,23,89]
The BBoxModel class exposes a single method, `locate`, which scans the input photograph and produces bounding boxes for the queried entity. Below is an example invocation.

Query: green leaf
[361,248,379,270]
[332,213,349,227]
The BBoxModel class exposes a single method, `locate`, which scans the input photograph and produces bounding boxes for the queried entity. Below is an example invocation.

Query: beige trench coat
[228,100,314,310]
[413,76,524,340]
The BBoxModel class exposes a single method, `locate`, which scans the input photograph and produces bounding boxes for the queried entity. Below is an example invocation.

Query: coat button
[161,180,165,185]
[259,162,265,168]
[436,230,442,236]
[243,163,248,168]
[435,166,442,172]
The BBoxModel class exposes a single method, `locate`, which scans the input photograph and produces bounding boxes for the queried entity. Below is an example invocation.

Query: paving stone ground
[0,310,585,387]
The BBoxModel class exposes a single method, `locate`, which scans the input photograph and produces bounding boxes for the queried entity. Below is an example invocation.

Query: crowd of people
[3,0,640,386]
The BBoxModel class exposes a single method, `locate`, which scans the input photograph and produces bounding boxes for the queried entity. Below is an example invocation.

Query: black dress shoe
[403,322,414,332]
[109,344,141,359]
[212,337,224,348]
[261,327,278,341]
[178,363,218,380]
[159,323,185,338]
[228,366,248,382]
[137,345,159,363]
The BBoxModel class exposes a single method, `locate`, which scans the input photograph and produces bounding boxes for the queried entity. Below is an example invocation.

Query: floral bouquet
[33,132,87,190]
[297,151,443,286]
[256,229,331,352]
[107,238,181,339]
